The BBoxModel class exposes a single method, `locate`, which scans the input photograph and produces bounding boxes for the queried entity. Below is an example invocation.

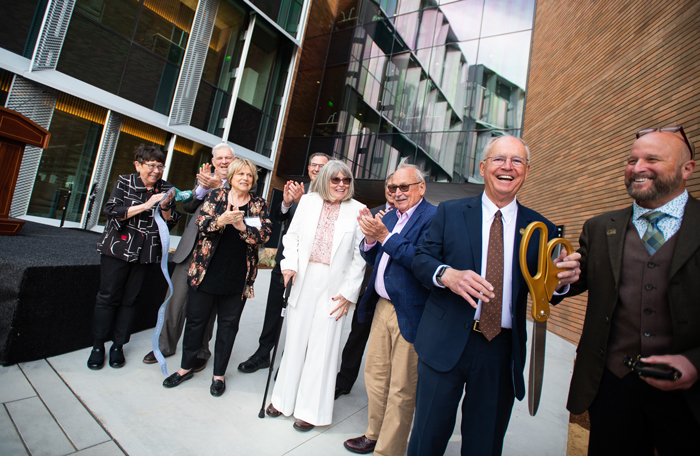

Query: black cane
[258,281,292,418]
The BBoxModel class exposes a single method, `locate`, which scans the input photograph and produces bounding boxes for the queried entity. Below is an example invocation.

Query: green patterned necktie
[641,211,666,255]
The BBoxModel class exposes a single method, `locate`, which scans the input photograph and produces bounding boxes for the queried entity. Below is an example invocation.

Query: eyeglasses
[309,163,325,169]
[483,155,529,168]
[330,177,352,185]
[387,182,421,194]
[636,125,694,160]
[141,163,166,172]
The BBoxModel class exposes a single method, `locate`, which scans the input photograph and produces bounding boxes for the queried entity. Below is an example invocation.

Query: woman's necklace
[228,189,250,211]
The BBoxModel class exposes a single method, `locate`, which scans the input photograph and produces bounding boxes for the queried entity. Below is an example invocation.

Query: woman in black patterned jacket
[163,158,272,397]
[88,145,179,371]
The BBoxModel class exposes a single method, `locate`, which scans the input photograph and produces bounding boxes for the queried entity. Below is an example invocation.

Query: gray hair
[481,135,531,161]
[310,159,355,203]
[308,152,330,166]
[212,143,235,158]
[395,157,428,183]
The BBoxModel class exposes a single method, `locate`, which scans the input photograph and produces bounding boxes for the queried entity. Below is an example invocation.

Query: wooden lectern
[0,106,51,235]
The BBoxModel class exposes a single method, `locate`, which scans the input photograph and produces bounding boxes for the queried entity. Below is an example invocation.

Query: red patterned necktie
[481,210,503,341]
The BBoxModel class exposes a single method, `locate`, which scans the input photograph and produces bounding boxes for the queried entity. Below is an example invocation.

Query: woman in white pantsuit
[266,160,366,432]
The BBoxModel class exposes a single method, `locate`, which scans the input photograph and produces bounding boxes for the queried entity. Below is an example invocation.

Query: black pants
[588,368,698,455]
[253,265,284,359]
[335,297,373,392]
[182,286,246,377]
[92,255,150,346]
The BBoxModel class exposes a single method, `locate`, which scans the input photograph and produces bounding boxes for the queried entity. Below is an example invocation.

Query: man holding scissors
[567,126,699,454]
[408,135,581,455]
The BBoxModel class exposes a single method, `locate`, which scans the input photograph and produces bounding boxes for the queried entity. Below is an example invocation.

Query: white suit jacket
[280,192,366,309]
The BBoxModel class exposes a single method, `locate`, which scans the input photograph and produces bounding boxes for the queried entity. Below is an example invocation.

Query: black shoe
[210,378,226,397]
[87,348,105,370]
[163,370,194,388]
[143,351,158,364]
[334,385,350,400]
[237,354,270,373]
[109,345,125,368]
[194,358,207,373]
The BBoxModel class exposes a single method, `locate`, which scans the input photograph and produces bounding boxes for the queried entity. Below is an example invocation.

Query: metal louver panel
[7,77,58,218]
[30,0,76,71]
[169,0,219,126]
[82,111,123,230]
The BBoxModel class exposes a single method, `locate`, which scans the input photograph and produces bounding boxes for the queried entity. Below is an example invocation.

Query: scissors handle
[544,237,575,305]
[520,222,549,322]
[520,223,575,323]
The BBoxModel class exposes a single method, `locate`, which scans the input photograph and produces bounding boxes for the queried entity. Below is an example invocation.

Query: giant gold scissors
[519,222,574,416]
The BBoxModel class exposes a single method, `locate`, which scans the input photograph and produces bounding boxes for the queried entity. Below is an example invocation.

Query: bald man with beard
[566,126,699,455]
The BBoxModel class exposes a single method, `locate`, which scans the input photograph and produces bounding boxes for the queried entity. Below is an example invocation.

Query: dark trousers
[335,298,373,392]
[253,265,284,359]
[408,329,515,456]
[588,368,698,456]
[181,287,246,377]
[92,255,150,346]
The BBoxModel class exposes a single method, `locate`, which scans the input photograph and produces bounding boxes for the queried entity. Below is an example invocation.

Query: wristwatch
[436,265,449,286]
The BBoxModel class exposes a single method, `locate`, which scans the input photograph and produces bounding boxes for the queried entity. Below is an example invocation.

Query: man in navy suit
[408,136,581,455]
[343,162,437,456]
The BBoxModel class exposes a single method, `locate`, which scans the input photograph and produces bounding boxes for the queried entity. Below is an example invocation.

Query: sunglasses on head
[636,125,694,160]
[330,177,352,185]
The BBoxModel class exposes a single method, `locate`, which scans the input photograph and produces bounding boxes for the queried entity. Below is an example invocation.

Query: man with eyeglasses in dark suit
[408,136,580,456]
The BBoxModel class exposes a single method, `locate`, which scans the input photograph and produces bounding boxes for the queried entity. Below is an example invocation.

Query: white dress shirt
[433,194,517,328]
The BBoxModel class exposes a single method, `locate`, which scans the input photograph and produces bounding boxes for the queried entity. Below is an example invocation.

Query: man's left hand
[553,248,581,291]
[197,163,223,189]
[640,354,698,391]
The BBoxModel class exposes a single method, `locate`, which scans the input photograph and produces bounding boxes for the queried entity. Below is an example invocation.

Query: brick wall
[519,0,700,344]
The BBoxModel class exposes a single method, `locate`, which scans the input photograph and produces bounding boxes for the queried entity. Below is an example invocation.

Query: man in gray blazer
[142,143,235,369]
[567,127,699,455]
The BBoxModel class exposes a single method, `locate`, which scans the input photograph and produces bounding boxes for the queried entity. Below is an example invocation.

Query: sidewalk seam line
[3,402,33,456]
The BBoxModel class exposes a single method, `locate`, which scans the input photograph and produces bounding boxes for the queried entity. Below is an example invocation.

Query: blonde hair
[227,158,258,186]
[310,159,354,203]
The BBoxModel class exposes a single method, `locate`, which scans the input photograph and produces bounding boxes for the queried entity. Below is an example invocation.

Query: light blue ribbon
[151,188,191,376]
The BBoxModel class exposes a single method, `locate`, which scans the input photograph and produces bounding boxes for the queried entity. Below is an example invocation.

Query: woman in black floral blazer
[88,145,179,371]
[163,158,272,397]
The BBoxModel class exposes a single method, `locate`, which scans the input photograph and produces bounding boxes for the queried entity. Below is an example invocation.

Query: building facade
[274,0,537,204]
[1,0,309,237]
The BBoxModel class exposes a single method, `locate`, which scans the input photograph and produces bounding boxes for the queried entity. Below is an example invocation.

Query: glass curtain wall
[0,0,48,58]
[26,94,107,223]
[282,0,535,183]
[57,0,197,115]
[228,21,293,158]
[250,0,304,36]
[191,0,248,136]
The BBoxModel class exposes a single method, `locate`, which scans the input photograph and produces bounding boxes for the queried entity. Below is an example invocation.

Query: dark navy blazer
[411,195,561,400]
[357,198,437,344]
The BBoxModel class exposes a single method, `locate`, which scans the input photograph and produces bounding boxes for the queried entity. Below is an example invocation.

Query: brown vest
[605,219,676,377]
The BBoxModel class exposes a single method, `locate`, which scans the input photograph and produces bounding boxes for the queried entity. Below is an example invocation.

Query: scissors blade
[528,320,547,416]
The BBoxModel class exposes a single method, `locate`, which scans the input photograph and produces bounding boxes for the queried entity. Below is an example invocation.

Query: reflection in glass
[0,0,47,57]
[480,0,535,37]
[439,0,484,41]
[27,95,107,223]
[58,0,196,115]
[281,0,537,187]
[191,0,247,134]
[476,30,532,91]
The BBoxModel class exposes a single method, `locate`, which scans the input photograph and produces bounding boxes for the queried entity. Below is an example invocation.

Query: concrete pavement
[0,269,575,455]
